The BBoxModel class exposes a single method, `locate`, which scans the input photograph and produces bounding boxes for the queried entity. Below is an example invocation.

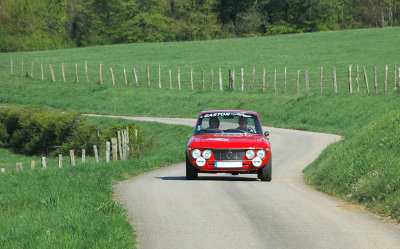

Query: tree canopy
[0,0,399,51]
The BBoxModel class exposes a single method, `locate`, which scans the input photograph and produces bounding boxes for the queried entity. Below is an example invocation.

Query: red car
[186,110,272,181]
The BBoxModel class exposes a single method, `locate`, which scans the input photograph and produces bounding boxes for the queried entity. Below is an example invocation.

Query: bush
[0,107,143,158]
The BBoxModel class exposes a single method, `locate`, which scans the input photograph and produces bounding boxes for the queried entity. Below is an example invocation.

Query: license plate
[214,162,242,168]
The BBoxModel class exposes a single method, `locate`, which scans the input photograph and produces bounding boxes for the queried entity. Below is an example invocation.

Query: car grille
[213,149,245,161]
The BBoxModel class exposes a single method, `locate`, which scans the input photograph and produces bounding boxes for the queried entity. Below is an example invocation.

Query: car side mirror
[264,131,270,139]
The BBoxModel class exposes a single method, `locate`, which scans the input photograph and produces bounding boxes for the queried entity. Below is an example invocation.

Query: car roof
[199,110,258,115]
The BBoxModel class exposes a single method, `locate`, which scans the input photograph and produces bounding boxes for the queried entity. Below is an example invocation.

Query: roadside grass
[304,111,400,221]
[0,119,193,248]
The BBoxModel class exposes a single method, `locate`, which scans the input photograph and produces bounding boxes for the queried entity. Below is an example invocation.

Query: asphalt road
[102,115,400,249]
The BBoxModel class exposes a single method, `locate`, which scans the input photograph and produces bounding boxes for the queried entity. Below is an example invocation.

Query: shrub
[0,107,143,158]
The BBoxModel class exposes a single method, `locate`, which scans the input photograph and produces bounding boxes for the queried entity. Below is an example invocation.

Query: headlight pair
[192,149,212,159]
[246,149,266,160]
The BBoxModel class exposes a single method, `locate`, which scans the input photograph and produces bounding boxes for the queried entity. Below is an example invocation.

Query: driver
[237,116,255,133]
[209,116,220,129]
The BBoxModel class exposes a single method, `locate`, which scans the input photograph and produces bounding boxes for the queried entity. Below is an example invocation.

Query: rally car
[186,110,271,181]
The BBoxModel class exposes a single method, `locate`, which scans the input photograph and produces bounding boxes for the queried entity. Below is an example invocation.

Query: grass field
[0,27,399,247]
[0,119,193,248]
[1,27,400,93]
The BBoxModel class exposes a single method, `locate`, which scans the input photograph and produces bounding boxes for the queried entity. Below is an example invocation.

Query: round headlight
[202,149,212,159]
[257,149,266,159]
[245,150,255,159]
[192,149,201,159]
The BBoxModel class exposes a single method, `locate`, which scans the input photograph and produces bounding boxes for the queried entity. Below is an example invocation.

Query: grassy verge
[304,111,400,221]
[0,119,193,248]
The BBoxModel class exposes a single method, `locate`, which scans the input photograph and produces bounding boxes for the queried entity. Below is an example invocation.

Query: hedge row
[0,107,142,157]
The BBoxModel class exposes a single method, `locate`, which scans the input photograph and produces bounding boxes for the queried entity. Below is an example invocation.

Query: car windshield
[194,112,262,135]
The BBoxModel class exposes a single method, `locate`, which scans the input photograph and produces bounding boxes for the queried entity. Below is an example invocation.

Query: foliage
[0,107,90,156]
[0,107,143,158]
[1,0,400,51]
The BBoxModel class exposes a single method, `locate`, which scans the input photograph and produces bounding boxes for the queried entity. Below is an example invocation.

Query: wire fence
[10,58,400,94]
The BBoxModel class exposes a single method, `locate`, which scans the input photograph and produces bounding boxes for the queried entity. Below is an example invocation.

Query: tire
[259,155,272,182]
[186,154,198,180]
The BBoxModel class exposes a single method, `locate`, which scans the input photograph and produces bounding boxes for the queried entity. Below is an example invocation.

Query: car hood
[189,134,268,149]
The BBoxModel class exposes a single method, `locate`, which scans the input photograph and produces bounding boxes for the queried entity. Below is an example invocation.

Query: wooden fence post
[178,67,181,90]
[110,68,115,86]
[21,59,24,77]
[210,69,214,89]
[59,154,63,168]
[333,67,337,93]
[16,162,22,172]
[158,64,161,88]
[374,66,378,93]
[93,145,99,163]
[62,63,66,82]
[10,58,13,75]
[133,68,139,86]
[219,68,222,91]
[384,65,388,93]
[75,63,79,83]
[112,138,118,161]
[273,69,277,94]
[284,67,287,93]
[262,68,266,92]
[202,69,205,90]
[85,61,90,83]
[30,61,34,78]
[106,142,111,163]
[49,64,55,82]
[363,66,369,93]
[297,69,300,94]
[320,67,323,93]
[70,150,75,166]
[41,62,44,80]
[124,68,128,86]
[118,131,123,160]
[31,160,36,170]
[99,64,103,84]
[356,65,360,92]
[169,69,172,89]
[241,68,244,92]
[394,65,397,92]
[348,65,353,94]
[305,69,309,94]
[191,68,194,91]
[121,131,125,160]
[229,69,233,91]
[125,126,130,159]
[251,67,255,91]
[42,157,47,169]
[82,149,86,163]
[398,67,400,93]
[147,66,150,87]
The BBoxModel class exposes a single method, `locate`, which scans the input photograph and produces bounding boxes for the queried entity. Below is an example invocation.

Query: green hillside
[0,27,399,247]
[1,27,400,93]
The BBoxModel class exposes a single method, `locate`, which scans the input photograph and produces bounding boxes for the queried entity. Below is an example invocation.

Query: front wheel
[186,154,198,180]
[259,155,272,182]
